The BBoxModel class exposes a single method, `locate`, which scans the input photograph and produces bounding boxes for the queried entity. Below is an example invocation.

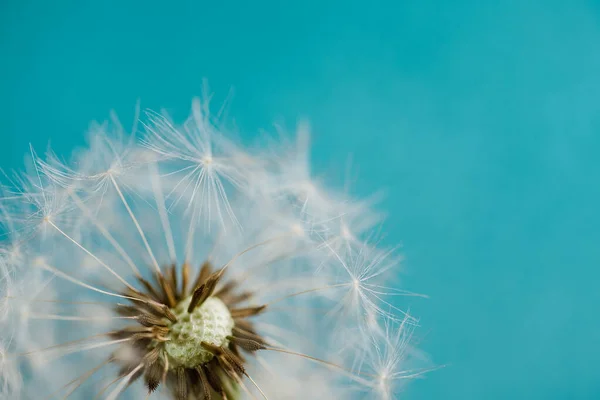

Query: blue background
[2,1,600,399]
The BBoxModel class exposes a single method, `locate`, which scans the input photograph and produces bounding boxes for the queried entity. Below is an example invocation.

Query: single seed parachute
[0,97,430,399]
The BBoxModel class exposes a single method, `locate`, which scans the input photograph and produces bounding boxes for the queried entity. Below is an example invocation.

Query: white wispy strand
[0,97,431,399]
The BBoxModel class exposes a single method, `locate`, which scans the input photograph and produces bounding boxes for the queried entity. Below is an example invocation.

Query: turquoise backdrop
[2,1,600,399]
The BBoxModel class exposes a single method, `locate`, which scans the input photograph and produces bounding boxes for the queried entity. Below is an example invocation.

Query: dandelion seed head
[0,96,432,399]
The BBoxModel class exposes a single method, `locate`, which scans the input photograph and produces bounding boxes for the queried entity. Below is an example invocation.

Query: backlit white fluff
[0,97,429,399]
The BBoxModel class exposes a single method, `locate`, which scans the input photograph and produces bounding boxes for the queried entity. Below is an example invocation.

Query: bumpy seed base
[165,296,234,368]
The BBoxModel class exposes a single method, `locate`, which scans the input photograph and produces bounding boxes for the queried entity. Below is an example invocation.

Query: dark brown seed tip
[228,336,267,352]
[146,379,160,393]
[188,269,224,313]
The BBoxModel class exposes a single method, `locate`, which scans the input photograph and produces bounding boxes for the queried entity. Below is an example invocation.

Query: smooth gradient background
[2,1,599,399]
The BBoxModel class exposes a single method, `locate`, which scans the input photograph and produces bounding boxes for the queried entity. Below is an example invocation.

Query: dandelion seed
[0,97,432,399]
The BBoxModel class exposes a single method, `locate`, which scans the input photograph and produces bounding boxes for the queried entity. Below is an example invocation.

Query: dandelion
[0,97,430,399]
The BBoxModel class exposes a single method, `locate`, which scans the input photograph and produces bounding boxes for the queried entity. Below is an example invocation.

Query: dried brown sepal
[181,261,190,298]
[230,305,267,318]
[111,326,167,342]
[159,303,178,323]
[117,299,170,323]
[220,348,246,376]
[195,366,212,400]
[188,282,208,313]
[108,327,143,340]
[168,264,178,297]
[128,300,177,323]
[222,291,253,306]
[121,286,146,300]
[201,343,245,380]
[188,269,224,313]
[143,347,161,364]
[136,276,163,302]
[114,304,139,317]
[175,367,188,400]
[193,261,213,290]
[144,352,163,393]
[215,356,238,381]
[213,280,237,298]
[204,362,227,399]
[130,332,161,342]
[152,325,170,336]
[137,313,168,327]
[200,341,223,355]
[228,342,246,363]
[156,271,177,307]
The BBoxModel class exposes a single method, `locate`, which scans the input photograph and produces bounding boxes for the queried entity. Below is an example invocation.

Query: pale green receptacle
[164,296,234,368]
